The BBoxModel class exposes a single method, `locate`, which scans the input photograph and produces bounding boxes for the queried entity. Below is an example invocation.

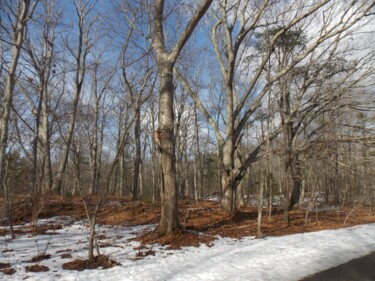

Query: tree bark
[193,101,202,202]
[41,87,53,190]
[90,62,100,195]
[221,141,235,214]
[132,104,141,200]
[290,159,302,208]
[157,62,179,235]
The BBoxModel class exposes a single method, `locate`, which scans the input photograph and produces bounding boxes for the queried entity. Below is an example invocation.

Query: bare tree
[176,0,375,214]
[121,48,154,201]
[52,0,97,194]
[0,0,38,238]
[87,53,117,195]
[151,0,213,235]
[73,109,135,262]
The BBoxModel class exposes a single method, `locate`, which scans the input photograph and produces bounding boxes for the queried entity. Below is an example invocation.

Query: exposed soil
[1,195,375,250]
[62,255,120,271]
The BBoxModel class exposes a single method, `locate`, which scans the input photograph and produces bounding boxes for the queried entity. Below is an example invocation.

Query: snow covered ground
[1,217,375,281]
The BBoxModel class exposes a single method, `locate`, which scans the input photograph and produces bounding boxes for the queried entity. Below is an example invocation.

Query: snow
[1,217,375,281]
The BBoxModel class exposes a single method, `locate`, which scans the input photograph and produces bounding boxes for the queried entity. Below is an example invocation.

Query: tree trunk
[88,217,96,262]
[52,1,90,194]
[237,181,245,207]
[31,83,43,194]
[52,85,82,194]
[0,0,33,200]
[0,0,36,240]
[193,101,201,202]
[3,161,15,239]
[257,175,264,238]
[41,90,53,191]
[152,0,213,235]
[157,63,179,235]
[132,104,141,200]
[151,99,157,204]
[221,140,235,214]
[290,160,302,208]
[216,146,222,197]
[90,63,99,195]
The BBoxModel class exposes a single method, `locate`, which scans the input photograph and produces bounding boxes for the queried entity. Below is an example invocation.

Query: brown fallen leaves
[62,255,120,271]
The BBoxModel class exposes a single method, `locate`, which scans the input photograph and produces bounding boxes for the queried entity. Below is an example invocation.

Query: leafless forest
[1,0,375,259]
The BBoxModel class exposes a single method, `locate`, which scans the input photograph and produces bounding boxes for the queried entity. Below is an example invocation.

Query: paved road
[301,251,375,281]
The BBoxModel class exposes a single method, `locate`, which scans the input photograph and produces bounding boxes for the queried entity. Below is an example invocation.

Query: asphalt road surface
[300,251,375,281]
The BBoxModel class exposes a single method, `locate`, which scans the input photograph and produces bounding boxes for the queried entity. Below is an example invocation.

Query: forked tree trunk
[152,0,213,236]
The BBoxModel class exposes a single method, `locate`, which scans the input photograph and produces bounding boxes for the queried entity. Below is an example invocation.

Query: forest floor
[1,195,375,249]
[1,195,375,280]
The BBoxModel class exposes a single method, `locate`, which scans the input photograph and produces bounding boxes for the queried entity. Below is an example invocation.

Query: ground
[1,195,375,280]
[1,195,375,248]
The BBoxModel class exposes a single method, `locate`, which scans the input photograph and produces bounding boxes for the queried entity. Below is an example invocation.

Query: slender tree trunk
[97,114,105,193]
[114,112,122,195]
[90,62,99,195]
[119,155,125,196]
[53,85,82,194]
[257,174,264,238]
[3,161,15,239]
[52,2,90,194]
[132,104,141,200]
[139,161,144,198]
[216,145,222,197]
[31,83,43,194]
[41,90,53,190]
[193,102,201,202]
[0,0,36,239]
[183,154,189,198]
[151,101,157,204]
[88,216,96,261]
[30,82,44,228]
[0,0,33,202]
